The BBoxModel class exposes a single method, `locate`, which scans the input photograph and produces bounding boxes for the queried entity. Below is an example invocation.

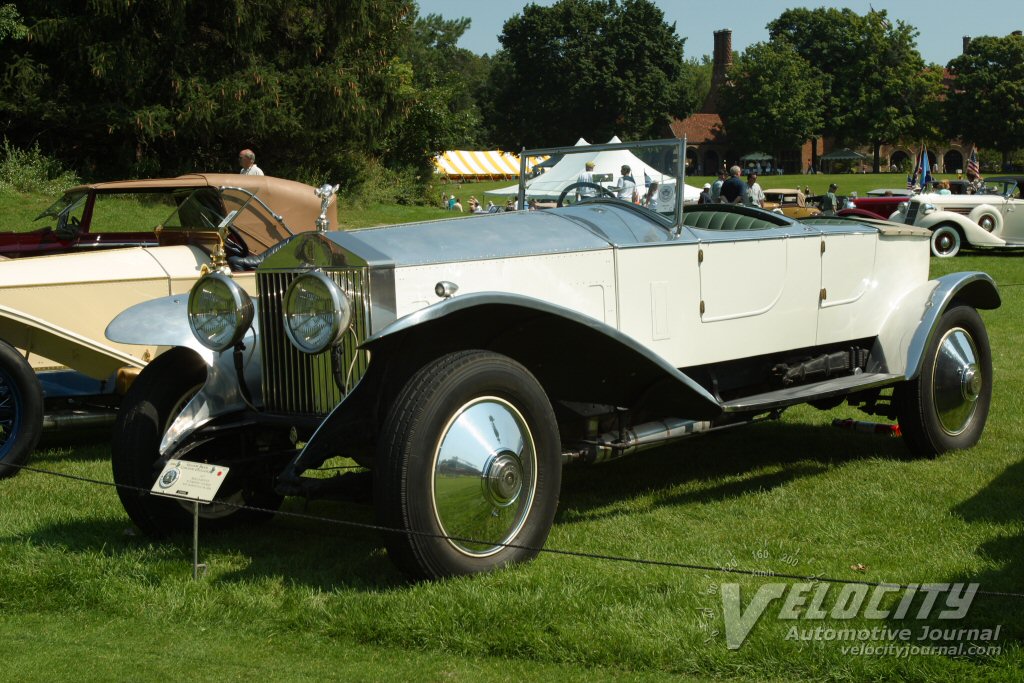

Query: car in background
[839,193,908,220]
[0,174,331,478]
[890,176,1024,257]
[104,138,999,580]
[763,189,820,218]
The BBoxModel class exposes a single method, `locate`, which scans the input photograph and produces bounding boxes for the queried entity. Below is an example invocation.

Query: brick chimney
[963,35,971,53]
[700,29,733,114]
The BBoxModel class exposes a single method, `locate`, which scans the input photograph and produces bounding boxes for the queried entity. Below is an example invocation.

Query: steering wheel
[557,181,616,207]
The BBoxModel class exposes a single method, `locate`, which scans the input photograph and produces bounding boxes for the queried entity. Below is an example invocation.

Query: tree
[718,42,826,157]
[946,34,1024,165]
[481,0,699,149]
[768,7,940,171]
[384,11,491,173]
[0,1,418,182]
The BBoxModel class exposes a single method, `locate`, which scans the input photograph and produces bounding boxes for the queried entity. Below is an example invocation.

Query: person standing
[238,149,264,176]
[710,170,726,203]
[820,183,839,215]
[613,165,638,203]
[719,165,746,204]
[745,173,765,208]
[698,183,712,205]
[576,161,598,202]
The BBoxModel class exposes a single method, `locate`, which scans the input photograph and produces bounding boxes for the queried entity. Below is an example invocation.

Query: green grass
[1,193,1023,680]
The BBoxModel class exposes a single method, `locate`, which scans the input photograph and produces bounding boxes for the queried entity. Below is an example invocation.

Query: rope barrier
[7,461,1024,599]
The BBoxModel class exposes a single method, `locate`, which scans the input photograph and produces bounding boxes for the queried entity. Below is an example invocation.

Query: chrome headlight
[897,201,909,214]
[921,203,937,215]
[188,273,254,351]
[283,271,351,354]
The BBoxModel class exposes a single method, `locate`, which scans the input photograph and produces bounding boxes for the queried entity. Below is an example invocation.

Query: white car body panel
[894,189,1024,249]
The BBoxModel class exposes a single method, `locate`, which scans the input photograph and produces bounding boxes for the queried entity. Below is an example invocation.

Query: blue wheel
[0,340,43,479]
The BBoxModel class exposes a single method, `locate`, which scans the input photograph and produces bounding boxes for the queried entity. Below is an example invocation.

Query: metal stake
[192,500,207,580]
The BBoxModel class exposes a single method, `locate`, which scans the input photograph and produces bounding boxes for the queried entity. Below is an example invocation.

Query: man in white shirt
[239,149,264,176]
[613,164,638,203]
[576,161,598,202]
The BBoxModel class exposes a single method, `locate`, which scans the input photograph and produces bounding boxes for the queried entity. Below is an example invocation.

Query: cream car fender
[914,209,1007,247]
[0,303,145,380]
[873,272,1000,379]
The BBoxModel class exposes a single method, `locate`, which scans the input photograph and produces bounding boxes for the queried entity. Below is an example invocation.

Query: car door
[685,221,821,366]
[817,223,877,344]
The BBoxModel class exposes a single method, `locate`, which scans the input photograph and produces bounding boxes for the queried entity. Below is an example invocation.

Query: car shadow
[4,415,912,591]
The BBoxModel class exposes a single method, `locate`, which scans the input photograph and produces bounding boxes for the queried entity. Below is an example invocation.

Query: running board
[722,372,902,413]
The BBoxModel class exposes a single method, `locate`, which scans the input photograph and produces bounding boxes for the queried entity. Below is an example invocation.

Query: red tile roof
[670,113,726,144]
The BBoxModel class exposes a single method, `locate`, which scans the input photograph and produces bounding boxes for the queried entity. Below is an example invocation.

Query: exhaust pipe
[42,411,117,431]
[566,417,712,464]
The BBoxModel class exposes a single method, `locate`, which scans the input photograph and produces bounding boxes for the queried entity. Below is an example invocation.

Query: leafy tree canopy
[718,41,826,154]
[482,0,699,149]
[0,0,418,182]
[946,34,1024,156]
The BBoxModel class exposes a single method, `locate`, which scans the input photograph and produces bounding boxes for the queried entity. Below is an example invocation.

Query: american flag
[966,146,981,178]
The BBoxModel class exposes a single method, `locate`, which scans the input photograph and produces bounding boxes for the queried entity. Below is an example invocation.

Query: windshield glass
[515,138,691,228]
[34,191,87,232]
[160,188,230,230]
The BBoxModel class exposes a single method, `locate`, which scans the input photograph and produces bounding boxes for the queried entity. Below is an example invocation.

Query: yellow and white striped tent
[433,150,547,180]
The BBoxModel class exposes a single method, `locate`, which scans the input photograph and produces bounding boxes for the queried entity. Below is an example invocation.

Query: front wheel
[895,306,992,456]
[374,350,561,580]
[930,225,962,258]
[0,341,43,479]
[111,348,281,537]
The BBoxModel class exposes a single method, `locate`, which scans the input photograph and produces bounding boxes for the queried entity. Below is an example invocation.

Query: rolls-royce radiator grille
[257,269,371,416]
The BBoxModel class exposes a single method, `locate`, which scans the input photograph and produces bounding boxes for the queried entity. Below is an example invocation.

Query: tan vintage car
[0,174,332,478]
[763,189,821,218]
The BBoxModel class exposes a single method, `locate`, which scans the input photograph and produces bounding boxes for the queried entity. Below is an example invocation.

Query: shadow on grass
[6,415,912,591]
[945,457,1024,644]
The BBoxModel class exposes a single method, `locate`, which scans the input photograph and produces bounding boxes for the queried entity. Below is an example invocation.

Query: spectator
[820,183,839,215]
[238,149,264,176]
[453,197,463,212]
[448,194,456,210]
[936,180,952,195]
[745,173,765,208]
[710,170,727,203]
[643,181,660,211]
[613,165,638,202]
[698,183,712,205]
[720,165,746,204]
[576,161,598,202]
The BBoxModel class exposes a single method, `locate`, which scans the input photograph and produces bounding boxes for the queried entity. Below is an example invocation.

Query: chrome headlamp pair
[188,272,351,354]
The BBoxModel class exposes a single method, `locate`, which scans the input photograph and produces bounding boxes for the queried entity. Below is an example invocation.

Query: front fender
[287,292,724,477]
[107,293,263,456]
[0,303,145,379]
[874,272,1000,379]
[916,210,1007,247]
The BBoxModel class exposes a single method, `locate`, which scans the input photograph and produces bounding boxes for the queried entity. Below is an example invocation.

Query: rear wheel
[895,306,992,456]
[0,341,42,479]
[930,225,962,258]
[111,348,281,537]
[374,350,561,580]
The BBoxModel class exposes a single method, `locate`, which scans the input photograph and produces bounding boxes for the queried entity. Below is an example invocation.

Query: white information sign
[151,460,230,504]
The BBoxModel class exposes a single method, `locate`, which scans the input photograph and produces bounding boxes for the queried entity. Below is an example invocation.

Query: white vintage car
[106,139,1000,580]
[890,176,1024,257]
[0,174,330,478]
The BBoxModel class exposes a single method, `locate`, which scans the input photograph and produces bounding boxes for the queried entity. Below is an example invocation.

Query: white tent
[489,137,700,204]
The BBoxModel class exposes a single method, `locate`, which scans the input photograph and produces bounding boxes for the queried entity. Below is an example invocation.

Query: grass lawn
[1,188,1023,680]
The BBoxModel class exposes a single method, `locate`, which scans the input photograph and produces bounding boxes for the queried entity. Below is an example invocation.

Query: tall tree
[384,11,491,172]
[768,7,939,171]
[946,34,1024,165]
[718,42,826,157]
[481,0,698,149]
[0,1,417,181]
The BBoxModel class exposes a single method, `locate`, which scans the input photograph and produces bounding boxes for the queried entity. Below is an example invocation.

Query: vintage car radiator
[257,268,371,415]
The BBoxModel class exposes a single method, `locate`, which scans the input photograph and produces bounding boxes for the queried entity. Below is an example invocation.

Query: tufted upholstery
[681,210,777,231]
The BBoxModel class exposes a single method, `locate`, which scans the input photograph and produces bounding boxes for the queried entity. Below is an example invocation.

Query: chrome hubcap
[932,328,982,435]
[432,397,537,557]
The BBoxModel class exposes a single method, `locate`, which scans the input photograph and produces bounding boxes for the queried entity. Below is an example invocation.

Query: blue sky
[416,0,1022,66]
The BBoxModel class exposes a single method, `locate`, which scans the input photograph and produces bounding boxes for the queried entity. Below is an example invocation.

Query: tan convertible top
[69,174,335,254]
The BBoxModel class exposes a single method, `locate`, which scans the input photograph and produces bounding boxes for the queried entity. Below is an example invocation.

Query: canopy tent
[489,137,700,204]
[818,148,867,173]
[433,150,547,180]
[740,151,773,162]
